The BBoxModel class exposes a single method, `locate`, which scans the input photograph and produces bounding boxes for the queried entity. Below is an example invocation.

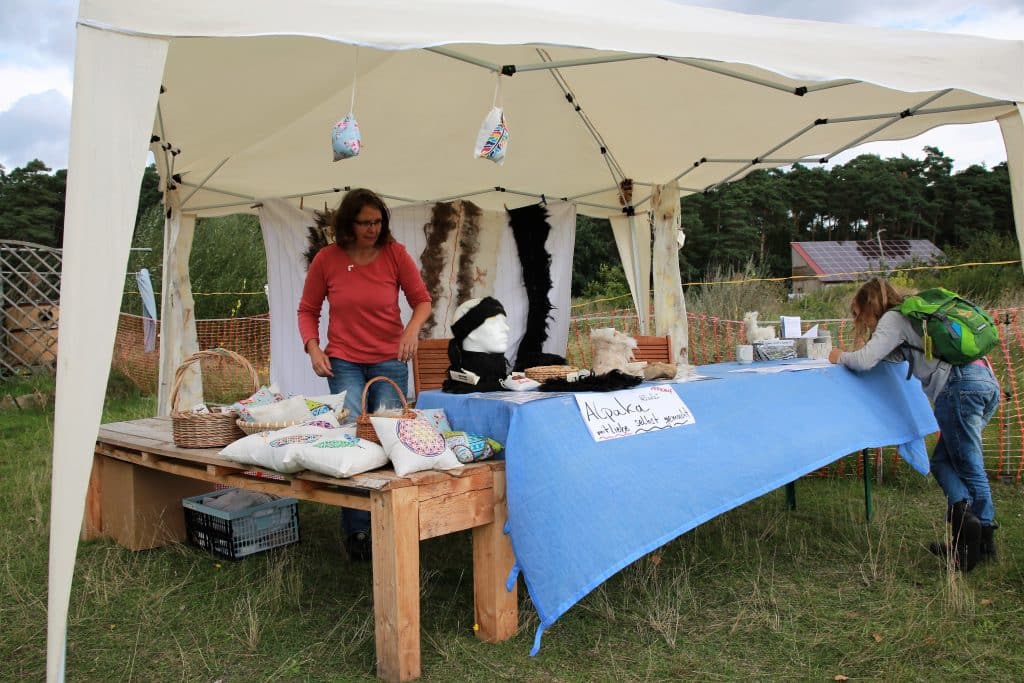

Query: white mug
[736,344,754,364]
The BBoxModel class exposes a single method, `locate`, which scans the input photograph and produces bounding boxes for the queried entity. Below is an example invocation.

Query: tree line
[574,146,1014,295]
[1,146,1016,314]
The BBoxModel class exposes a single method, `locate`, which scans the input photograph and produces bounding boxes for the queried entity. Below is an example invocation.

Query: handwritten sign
[573,385,695,442]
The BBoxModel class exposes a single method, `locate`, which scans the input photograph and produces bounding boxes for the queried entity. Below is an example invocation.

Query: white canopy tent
[52,0,1024,678]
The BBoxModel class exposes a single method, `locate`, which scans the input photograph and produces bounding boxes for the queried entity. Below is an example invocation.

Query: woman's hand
[398,329,419,363]
[306,341,334,377]
[828,347,844,365]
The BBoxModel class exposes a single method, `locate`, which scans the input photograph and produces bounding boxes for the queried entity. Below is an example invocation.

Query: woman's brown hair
[331,188,395,249]
[851,277,903,345]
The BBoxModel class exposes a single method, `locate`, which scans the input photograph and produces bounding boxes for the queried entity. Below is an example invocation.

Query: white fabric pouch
[473,106,509,165]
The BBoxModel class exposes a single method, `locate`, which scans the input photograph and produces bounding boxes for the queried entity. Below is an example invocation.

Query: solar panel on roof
[794,240,943,281]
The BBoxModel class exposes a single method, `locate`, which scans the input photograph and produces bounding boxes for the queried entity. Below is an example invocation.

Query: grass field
[3,394,1024,681]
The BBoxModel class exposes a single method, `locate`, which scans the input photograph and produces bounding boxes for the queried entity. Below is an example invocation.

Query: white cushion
[369,416,462,477]
[246,395,315,423]
[289,425,388,478]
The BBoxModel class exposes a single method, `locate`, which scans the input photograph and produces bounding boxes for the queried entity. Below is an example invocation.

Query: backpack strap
[899,342,920,380]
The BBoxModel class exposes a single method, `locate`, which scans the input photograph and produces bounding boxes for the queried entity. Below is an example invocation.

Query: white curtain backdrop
[258,198,575,396]
[998,104,1024,269]
[48,26,168,682]
[610,213,652,323]
[156,194,200,415]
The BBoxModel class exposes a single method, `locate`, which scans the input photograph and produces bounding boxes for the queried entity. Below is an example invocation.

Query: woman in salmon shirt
[298,187,432,559]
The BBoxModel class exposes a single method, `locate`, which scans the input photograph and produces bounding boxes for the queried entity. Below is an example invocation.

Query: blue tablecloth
[417,360,938,654]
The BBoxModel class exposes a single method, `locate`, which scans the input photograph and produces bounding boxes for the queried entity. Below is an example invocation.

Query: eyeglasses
[353,218,383,229]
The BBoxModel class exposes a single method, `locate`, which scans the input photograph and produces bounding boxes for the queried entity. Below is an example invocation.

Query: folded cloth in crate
[202,489,277,512]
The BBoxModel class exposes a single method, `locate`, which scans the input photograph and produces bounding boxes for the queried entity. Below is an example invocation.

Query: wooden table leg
[472,468,518,643]
[81,452,104,541]
[371,486,421,682]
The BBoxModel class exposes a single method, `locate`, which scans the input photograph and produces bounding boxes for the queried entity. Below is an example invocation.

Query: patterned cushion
[369,416,462,476]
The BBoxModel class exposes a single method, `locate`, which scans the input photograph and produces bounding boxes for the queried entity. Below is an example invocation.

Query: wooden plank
[81,455,103,541]
[415,468,492,503]
[372,486,421,682]
[472,468,518,644]
[99,457,210,550]
[419,488,493,540]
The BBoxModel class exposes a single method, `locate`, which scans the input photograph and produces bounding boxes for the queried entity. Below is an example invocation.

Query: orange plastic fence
[112,309,1023,483]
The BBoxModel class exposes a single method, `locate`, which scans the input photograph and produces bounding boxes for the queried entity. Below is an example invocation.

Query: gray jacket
[838,309,952,403]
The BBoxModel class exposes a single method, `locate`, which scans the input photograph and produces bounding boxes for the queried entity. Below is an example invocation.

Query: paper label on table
[780,316,802,338]
[574,385,695,442]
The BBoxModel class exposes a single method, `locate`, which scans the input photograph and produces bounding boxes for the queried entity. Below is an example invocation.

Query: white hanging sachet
[473,74,509,164]
[332,47,362,161]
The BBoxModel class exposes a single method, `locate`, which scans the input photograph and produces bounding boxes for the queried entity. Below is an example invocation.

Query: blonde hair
[851,277,903,346]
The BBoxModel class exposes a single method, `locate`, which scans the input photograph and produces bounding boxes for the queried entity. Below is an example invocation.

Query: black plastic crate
[182,488,299,560]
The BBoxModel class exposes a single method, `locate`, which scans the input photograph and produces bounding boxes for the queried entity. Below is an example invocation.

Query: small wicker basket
[170,348,259,448]
[524,365,580,383]
[236,408,350,436]
[356,376,417,444]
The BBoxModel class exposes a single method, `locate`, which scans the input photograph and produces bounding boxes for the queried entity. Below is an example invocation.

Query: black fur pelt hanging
[537,369,643,392]
[507,203,565,371]
[303,209,334,269]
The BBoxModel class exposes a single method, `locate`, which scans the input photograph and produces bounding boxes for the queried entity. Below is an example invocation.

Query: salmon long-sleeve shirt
[297,242,431,364]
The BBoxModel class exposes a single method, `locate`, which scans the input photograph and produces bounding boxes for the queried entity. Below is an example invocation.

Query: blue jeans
[327,357,409,536]
[930,363,1000,526]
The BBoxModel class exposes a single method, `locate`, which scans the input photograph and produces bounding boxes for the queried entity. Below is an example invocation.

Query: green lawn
[3,397,1023,681]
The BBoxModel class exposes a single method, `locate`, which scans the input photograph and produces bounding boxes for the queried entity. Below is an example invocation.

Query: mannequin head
[451,297,509,355]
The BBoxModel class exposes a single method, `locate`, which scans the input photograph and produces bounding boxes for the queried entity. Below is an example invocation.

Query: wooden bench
[632,334,674,365]
[84,416,517,682]
[413,338,451,395]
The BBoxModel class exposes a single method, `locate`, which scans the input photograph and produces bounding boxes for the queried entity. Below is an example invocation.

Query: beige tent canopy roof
[50,1,1024,679]
[83,0,1024,218]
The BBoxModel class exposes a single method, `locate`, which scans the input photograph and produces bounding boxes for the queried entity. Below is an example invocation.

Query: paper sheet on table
[781,316,802,338]
[802,324,819,338]
[729,359,830,373]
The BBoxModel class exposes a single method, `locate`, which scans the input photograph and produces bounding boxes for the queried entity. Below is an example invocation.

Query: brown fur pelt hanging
[618,178,634,207]
[303,209,334,269]
[419,202,460,338]
[455,202,482,304]
[419,200,483,338]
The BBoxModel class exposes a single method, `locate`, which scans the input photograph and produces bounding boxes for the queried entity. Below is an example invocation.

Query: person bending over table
[297,187,432,560]
[828,277,999,572]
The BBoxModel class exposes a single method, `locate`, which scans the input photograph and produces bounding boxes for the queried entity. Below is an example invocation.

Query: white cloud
[0,90,72,171]
[0,64,73,111]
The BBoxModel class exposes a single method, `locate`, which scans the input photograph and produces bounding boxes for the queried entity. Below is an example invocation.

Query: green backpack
[897,287,998,365]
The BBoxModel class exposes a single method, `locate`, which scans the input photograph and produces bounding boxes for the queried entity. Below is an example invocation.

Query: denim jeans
[327,357,409,536]
[930,362,1000,526]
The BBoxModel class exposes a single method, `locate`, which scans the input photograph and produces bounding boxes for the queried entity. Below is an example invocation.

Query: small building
[790,239,944,294]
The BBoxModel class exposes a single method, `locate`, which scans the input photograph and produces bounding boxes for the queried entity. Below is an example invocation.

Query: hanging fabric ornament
[332,48,362,161]
[473,75,509,164]
[332,114,361,160]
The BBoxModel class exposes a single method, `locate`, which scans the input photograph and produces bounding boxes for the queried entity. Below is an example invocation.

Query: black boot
[980,522,999,562]
[950,501,983,572]
[346,530,372,562]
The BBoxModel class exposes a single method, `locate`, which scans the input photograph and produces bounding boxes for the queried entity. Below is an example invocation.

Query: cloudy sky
[1,0,1021,173]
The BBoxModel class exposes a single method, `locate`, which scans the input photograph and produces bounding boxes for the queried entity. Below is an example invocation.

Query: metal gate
[0,239,62,376]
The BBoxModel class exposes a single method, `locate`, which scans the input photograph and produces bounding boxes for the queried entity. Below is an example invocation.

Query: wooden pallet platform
[86,416,517,682]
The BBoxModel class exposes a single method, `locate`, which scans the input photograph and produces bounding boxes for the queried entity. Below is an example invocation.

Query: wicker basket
[236,408,350,436]
[355,376,417,444]
[524,365,579,382]
[170,348,259,448]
